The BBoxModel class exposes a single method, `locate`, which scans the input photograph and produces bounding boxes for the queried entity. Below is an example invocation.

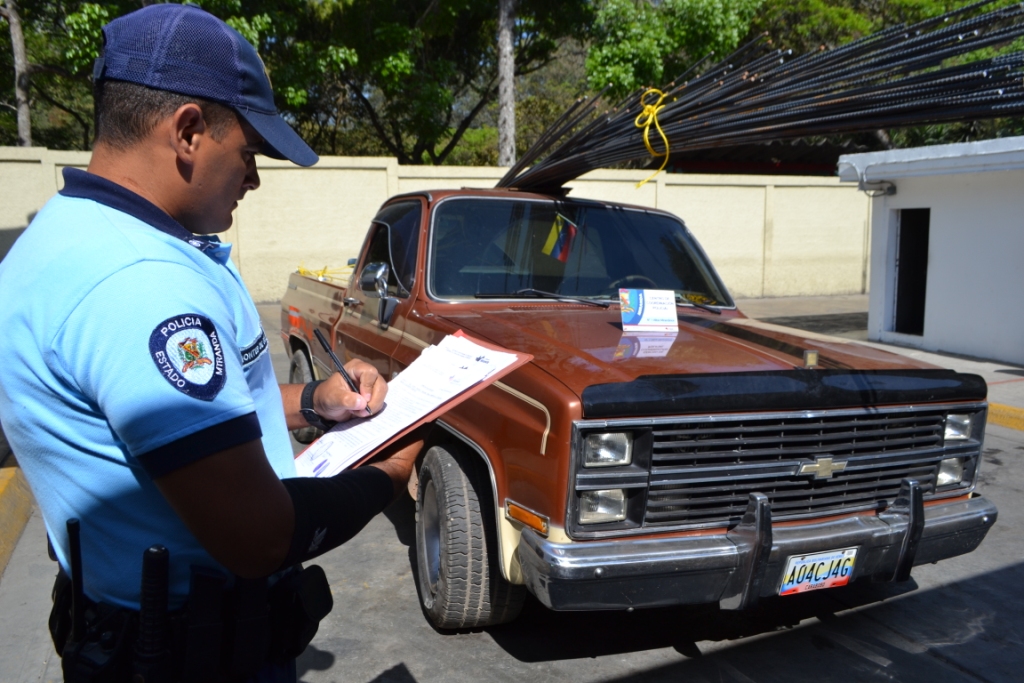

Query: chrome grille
[643,409,973,527]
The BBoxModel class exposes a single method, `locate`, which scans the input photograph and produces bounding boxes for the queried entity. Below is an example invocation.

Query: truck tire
[288,347,320,444]
[415,444,525,629]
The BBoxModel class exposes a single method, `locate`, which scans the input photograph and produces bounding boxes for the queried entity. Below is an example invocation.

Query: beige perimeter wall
[1,147,870,303]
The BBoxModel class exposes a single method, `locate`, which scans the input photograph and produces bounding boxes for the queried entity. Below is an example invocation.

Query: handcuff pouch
[269,564,334,661]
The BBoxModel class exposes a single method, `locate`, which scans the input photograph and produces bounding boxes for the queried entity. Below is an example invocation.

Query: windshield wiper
[675,293,722,315]
[475,288,611,308]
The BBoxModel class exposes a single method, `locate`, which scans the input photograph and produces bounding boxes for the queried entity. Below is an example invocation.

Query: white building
[838,137,1024,366]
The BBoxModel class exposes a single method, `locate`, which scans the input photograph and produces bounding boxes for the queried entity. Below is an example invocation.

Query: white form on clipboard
[294,331,531,478]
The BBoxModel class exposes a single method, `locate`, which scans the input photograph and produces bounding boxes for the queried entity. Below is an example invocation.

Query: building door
[894,208,930,335]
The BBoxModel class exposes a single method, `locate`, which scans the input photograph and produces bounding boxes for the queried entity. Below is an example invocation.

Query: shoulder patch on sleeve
[149,314,227,401]
[240,329,269,367]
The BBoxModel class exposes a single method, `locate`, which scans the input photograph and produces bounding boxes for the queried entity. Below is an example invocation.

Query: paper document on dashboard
[294,333,528,478]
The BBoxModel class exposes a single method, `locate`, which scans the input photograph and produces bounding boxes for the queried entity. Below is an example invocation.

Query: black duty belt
[50,520,333,683]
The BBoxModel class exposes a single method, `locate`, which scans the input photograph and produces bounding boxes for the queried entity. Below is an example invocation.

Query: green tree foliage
[321,0,591,164]
[1,0,591,162]
[5,0,1022,156]
[579,0,1023,152]
[745,0,1024,53]
[445,39,590,166]
[585,0,764,98]
[0,12,14,145]
[746,0,1024,147]
[1,0,143,148]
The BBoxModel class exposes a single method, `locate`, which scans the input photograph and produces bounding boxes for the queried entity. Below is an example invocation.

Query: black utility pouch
[268,565,334,662]
[50,568,73,655]
[50,571,135,683]
[61,604,136,683]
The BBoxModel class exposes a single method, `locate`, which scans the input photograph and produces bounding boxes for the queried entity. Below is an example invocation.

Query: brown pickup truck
[281,188,995,629]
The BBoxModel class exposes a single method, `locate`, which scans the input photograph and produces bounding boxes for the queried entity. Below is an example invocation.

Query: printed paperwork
[294,332,530,478]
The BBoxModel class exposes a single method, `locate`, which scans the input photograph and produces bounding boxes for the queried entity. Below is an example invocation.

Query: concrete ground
[2,295,1023,682]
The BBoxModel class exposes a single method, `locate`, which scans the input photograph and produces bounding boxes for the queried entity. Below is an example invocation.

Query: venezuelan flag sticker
[541,213,577,263]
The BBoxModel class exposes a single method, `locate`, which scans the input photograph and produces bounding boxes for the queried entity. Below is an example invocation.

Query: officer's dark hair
[94,80,238,150]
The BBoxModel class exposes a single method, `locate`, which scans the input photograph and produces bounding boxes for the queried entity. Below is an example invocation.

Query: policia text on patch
[51,519,333,683]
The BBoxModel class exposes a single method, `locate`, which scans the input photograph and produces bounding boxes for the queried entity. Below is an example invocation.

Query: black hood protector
[581,369,988,419]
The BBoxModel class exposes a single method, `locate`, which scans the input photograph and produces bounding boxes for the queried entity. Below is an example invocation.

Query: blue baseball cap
[93,4,318,167]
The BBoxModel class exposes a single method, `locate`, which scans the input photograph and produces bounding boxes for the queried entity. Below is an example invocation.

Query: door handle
[343,297,361,306]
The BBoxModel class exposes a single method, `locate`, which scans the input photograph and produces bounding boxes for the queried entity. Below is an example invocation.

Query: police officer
[0,5,422,681]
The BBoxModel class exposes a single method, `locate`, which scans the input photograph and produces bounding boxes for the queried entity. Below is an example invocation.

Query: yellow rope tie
[296,263,352,282]
[634,88,671,189]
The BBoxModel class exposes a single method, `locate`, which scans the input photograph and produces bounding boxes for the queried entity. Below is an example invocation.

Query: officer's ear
[170,103,207,166]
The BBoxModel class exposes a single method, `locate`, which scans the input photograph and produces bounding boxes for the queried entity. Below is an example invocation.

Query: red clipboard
[296,330,532,471]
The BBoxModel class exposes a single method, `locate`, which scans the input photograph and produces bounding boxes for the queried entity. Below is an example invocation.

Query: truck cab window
[429,198,731,307]
[367,201,421,297]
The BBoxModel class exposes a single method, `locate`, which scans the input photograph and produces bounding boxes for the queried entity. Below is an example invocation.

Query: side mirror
[378,297,399,332]
[359,262,389,299]
[358,262,399,331]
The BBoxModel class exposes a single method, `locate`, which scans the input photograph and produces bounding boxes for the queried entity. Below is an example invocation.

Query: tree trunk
[2,0,32,146]
[497,0,516,168]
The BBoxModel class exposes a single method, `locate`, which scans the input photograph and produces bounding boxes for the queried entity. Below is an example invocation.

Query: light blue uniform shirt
[0,169,295,608]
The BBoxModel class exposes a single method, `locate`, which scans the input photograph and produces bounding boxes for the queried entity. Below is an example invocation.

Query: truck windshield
[429,197,732,307]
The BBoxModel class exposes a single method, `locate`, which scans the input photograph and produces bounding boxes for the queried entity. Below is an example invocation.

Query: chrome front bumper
[518,484,997,611]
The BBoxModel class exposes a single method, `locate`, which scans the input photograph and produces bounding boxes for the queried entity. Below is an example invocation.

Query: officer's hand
[313,358,386,421]
[368,425,432,497]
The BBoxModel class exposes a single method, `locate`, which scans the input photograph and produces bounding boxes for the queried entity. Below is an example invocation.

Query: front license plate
[779,547,858,596]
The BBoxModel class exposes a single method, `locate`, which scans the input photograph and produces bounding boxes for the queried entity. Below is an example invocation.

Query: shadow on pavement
[366,663,418,682]
[480,561,1024,682]
[296,643,336,680]
[374,480,1022,681]
[484,579,909,662]
[382,494,416,548]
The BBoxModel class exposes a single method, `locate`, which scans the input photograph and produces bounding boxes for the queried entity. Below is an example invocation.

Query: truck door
[330,200,423,379]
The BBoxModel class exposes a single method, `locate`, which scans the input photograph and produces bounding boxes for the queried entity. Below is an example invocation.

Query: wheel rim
[422,478,441,594]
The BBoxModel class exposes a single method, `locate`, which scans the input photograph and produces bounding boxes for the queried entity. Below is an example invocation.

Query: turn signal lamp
[506,501,549,536]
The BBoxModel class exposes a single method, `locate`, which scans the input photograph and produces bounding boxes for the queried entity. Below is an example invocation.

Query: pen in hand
[313,328,373,416]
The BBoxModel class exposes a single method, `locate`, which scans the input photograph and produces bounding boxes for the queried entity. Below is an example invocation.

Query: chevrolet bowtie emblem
[799,456,847,479]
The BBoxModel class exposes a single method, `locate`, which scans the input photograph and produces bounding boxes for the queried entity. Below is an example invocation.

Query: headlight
[583,432,633,467]
[937,457,965,487]
[579,489,627,524]
[944,414,972,441]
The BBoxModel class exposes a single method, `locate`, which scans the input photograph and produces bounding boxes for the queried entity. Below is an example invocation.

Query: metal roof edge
[836,136,1024,183]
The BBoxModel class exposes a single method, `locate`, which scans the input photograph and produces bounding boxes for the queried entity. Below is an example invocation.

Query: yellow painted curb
[0,466,34,578]
[990,403,1024,432]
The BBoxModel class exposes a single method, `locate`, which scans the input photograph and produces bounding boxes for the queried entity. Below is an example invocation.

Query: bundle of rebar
[497,0,1024,191]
